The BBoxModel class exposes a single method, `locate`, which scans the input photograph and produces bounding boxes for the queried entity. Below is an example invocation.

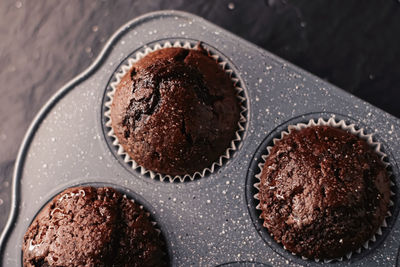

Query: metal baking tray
[1,10,399,267]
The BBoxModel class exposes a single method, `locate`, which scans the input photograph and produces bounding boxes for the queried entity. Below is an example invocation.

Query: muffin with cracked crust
[23,186,166,267]
[259,125,390,259]
[110,45,240,176]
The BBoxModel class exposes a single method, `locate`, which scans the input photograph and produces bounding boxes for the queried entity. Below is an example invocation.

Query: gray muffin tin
[1,10,400,267]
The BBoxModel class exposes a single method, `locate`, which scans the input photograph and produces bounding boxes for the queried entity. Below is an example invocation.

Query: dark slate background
[0,0,399,231]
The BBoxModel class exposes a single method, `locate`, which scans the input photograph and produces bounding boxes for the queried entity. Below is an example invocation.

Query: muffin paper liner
[253,117,395,263]
[104,40,247,182]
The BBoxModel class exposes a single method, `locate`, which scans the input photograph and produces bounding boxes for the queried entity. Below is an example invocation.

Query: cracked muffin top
[259,125,390,260]
[110,46,240,176]
[22,186,167,267]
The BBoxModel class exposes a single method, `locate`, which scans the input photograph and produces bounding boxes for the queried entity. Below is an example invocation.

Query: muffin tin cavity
[21,183,172,266]
[102,39,248,182]
[245,113,399,265]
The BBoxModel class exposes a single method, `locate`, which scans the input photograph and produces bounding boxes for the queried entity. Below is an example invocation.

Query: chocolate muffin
[258,125,390,259]
[110,45,240,176]
[23,186,166,267]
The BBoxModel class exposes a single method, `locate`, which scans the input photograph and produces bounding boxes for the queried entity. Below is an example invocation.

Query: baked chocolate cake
[259,125,390,259]
[110,45,240,176]
[23,186,166,267]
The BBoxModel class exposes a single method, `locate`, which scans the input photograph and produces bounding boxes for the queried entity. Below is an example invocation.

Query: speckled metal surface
[1,10,400,267]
